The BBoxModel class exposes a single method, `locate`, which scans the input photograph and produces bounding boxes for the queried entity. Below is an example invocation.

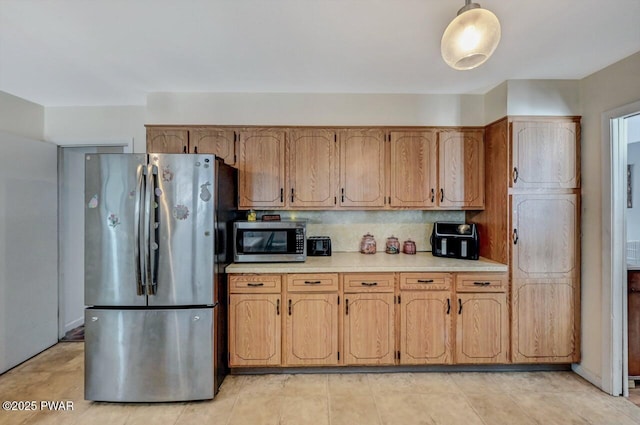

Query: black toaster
[430,222,479,260]
[307,236,332,256]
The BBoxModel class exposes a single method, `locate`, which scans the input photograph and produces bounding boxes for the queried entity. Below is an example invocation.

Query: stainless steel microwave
[233,221,307,262]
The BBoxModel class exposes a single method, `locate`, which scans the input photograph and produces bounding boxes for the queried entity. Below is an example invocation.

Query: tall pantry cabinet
[468,116,581,363]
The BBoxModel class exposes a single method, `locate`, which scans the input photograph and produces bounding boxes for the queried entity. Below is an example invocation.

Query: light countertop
[226,252,507,274]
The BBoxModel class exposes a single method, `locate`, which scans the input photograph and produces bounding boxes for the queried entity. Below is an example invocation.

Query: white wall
[484,81,508,124]
[146,92,486,127]
[0,91,44,140]
[579,51,640,387]
[507,80,581,116]
[44,105,146,153]
[0,131,58,373]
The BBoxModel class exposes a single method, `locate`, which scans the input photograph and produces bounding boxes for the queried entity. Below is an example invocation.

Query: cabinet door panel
[229,294,281,366]
[339,129,386,207]
[512,280,578,363]
[343,293,395,365]
[438,130,484,209]
[400,292,452,364]
[190,128,236,165]
[511,193,578,279]
[456,293,508,364]
[511,120,579,188]
[238,130,285,208]
[147,129,188,153]
[285,294,339,366]
[288,129,337,208]
[390,131,437,207]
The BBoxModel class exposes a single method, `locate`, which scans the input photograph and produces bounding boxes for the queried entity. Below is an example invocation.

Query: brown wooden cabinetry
[628,271,640,377]
[398,273,452,364]
[147,128,189,153]
[339,129,386,208]
[287,129,337,209]
[468,116,581,364]
[455,273,509,364]
[237,129,286,209]
[389,131,437,208]
[343,273,395,365]
[284,273,339,366]
[228,274,282,367]
[438,130,484,209]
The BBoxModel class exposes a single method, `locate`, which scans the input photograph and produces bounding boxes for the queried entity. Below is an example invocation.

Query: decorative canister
[385,235,400,254]
[403,239,417,255]
[360,233,377,254]
[247,209,257,221]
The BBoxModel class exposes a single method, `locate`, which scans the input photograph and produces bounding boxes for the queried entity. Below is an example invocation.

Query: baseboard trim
[64,317,84,333]
[572,363,604,393]
[231,364,573,375]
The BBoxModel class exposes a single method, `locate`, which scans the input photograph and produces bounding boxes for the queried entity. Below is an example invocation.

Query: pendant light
[441,0,501,70]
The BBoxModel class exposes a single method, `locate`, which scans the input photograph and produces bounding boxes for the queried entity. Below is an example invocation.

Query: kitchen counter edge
[226,252,507,274]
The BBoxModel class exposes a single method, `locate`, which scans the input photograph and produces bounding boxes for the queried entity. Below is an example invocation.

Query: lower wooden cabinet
[284,293,339,366]
[511,280,578,363]
[399,291,452,364]
[228,293,281,366]
[455,293,509,364]
[343,293,395,365]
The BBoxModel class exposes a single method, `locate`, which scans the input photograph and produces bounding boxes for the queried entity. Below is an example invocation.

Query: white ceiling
[1,0,639,107]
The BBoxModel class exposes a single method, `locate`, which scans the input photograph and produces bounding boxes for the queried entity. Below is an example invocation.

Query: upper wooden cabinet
[339,129,386,208]
[147,128,189,153]
[438,130,484,209]
[389,131,437,208]
[237,129,286,209]
[510,119,580,189]
[146,127,236,165]
[287,129,337,209]
[511,193,579,280]
[189,128,236,165]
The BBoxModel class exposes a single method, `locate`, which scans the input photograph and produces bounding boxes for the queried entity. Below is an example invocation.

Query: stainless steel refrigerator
[84,153,236,402]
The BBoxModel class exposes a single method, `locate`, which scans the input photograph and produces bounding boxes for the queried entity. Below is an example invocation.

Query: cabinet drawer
[400,273,451,290]
[455,273,507,292]
[343,273,394,292]
[287,273,339,292]
[229,274,282,293]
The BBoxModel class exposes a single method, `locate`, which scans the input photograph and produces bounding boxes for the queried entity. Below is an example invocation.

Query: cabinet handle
[513,229,519,245]
[276,299,280,315]
[440,188,444,202]
[473,281,491,286]
[247,282,264,287]
[304,280,322,285]
[183,145,187,154]
[417,279,434,284]
[446,298,451,315]
[430,188,435,203]
[288,299,292,315]
[458,298,463,314]
[361,282,378,286]
[341,188,345,203]
[291,188,295,203]
[194,146,198,154]
[513,167,519,183]
[345,298,349,315]
[280,188,284,203]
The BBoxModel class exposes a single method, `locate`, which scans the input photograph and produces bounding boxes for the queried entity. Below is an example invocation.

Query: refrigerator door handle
[147,164,160,296]
[134,165,146,296]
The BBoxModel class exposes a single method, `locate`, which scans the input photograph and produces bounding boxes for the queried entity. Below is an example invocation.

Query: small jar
[247,209,257,221]
[360,233,377,254]
[386,235,400,254]
[403,239,416,255]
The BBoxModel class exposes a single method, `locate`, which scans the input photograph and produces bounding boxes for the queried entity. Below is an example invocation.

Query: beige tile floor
[2,343,640,425]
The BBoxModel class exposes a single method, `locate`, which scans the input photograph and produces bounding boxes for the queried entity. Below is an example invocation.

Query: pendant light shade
[441,1,501,70]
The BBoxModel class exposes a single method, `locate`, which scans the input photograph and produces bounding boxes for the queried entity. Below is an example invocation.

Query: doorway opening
[57,145,126,341]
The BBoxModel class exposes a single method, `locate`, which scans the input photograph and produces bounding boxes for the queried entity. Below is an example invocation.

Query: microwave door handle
[134,164,145,296]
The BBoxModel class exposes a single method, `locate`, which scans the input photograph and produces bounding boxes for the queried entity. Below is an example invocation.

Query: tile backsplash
[259,210,465,252]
